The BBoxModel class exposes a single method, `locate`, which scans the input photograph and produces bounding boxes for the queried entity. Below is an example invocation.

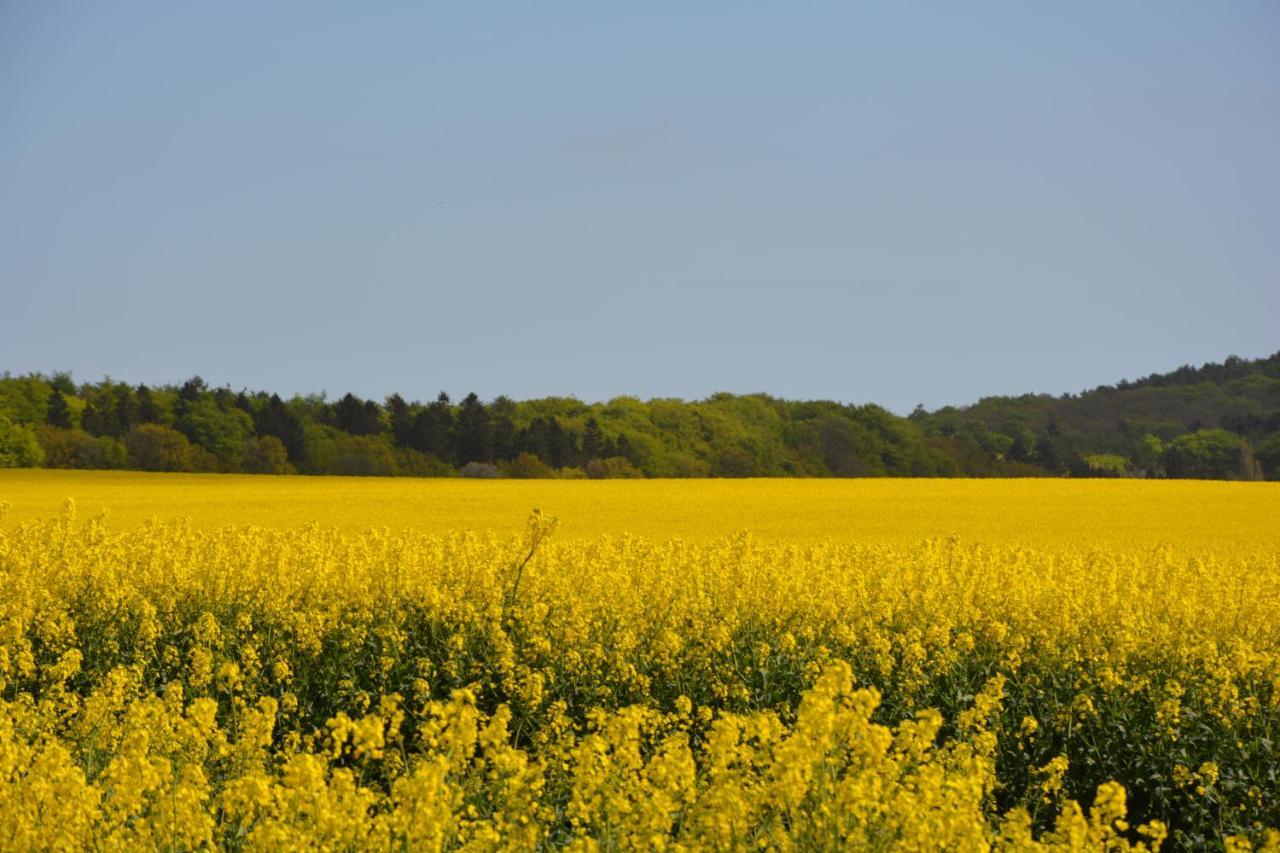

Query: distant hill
[913,351,1280,479]
[3,352,1279,480]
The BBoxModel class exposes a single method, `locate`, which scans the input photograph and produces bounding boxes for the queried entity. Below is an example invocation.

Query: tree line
[2,352,1278,479]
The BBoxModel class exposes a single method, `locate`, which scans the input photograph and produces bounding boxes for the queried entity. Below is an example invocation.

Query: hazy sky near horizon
[2,2,1277,413]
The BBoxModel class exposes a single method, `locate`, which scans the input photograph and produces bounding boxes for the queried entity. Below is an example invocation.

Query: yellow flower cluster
[0,490,1278,849]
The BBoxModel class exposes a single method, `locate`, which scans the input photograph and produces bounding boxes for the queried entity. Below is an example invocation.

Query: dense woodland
[2,352,1278,480]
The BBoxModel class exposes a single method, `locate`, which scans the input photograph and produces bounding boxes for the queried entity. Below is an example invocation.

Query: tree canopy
[2,351,1277,480]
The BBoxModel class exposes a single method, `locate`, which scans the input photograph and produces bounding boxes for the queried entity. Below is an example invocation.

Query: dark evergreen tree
[409,392,454,460]
[136,385,162,424]
[583,417,605,460]
[212,386,238,411]
[334,393,383,436]
[1034,422,1084,474]
[81,385,116,437]
[175,376,207,420]
[1006,428,1038,463]
[385,393,414,447]
[546,417,575,469]
[454,392,490,465]
[615,433,639,465]
[256,394,307,462]
[179,376,207,401]
[488,396,518,462]
[46,389,73,429]
[113,384,138,437]
[518,417,551,462]
[48,371,77,396]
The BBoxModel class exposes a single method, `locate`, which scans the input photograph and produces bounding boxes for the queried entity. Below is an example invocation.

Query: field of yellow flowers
[1,474,1278,850]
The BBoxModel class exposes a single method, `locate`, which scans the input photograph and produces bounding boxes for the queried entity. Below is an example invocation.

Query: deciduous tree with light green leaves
[0,411,45,467]
[1162,429,1242,480]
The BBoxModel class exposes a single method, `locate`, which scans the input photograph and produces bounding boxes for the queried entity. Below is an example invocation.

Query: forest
[2,351,1278,480]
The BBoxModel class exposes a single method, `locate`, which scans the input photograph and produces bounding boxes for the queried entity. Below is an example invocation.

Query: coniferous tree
[583,417,605,460]
[212,386,238,411]
[178,376,207,402]
[46,389,73,429]
[113,384,138,437]
[410,392,454,460]
[385,394,414,447]
[615,433,639,465]
[255,394,307,463]
[174,376,207,421]
[518,417,551,463]
[546,417,574,469]
[454,393,489,465]
[48,371,77,396]
[334,393,383,436]
[488,396,518,462]
[136,385,162,424]
[81,384,116,437]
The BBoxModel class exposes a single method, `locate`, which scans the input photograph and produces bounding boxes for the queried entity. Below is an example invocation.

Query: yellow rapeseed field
[1,472,1278,850]
[2,469,1278,548]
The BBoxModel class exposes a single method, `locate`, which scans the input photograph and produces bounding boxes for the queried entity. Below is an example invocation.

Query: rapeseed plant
[0,490,1277,849]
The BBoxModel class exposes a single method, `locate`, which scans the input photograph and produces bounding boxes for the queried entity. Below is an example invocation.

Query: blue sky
[2,2,1277,412]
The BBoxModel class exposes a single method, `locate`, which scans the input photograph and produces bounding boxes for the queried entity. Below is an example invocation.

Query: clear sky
[2,2,1277,413]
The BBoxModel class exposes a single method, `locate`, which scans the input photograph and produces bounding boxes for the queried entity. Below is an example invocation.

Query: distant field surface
[1,469,1276,549]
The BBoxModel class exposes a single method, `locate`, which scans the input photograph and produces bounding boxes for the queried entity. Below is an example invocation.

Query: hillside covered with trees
[2,352,1278,480]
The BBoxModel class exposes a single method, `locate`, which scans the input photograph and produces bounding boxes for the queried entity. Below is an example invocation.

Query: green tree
[334,393,383,436]
[454,392,489,464]
[1254,431,1280,480]
[36,427,124,469]
[504,452,555,479]
[1005,427,1038,463]
[1035,422,1084,475]
[45,390,74,429]
[125,424,195,472]
[410,393,454,460]
[329,434,399,476]
[80,391,112,436]
[545,418,575,469]
[582,417,605,461]
[47,371,76,396]
[1162,429,1242,479]
[0,412,44,467]
[178,399,253,471]
[1132,434,1164,477]
[585,456,644,479]
[385,393,414,447]
[136,385,162,424]
[254,394,306,462]
[177,376,207,407]
[81,381,132,437]
[1082,453,1129,477]
[615,433,640,466]
[0,375,52,424]
[241,435,293,474]
[489,396,518,462]
[713,447,761,478]
[394,447,456,477]
[113,384,138,436]
[819,415,882,477]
